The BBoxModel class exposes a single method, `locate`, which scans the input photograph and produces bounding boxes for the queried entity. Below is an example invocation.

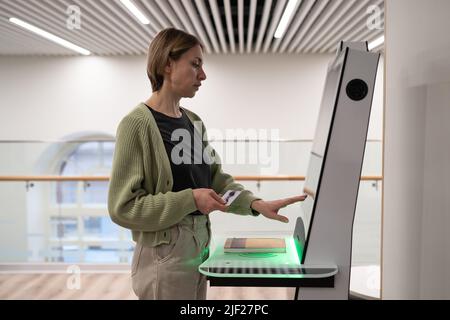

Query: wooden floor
[0,273,295,300]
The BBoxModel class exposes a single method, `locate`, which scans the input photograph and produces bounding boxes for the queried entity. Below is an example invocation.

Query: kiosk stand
[199,42,380,300]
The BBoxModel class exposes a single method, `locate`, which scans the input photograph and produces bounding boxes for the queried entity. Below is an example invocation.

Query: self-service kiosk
[199,41,380,300]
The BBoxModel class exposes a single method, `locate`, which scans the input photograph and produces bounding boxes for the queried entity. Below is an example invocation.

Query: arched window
[46,136,133,263]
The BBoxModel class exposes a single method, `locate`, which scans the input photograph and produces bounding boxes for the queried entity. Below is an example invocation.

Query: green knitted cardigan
[108,103,260,247]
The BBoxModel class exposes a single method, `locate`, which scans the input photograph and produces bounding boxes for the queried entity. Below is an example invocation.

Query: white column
[384,0,450,299]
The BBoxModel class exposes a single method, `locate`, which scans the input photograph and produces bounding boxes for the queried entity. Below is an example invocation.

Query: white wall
[0,53,383,141]
[384,0,450,299]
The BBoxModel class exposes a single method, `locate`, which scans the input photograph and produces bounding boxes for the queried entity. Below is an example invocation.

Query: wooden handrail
[0,175,383,182]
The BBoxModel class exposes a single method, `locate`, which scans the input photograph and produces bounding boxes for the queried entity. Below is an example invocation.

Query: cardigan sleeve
[107,115,197,232]
[201,122,261,216]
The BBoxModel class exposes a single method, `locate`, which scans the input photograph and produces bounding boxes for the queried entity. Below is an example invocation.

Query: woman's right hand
[192,188,228,215]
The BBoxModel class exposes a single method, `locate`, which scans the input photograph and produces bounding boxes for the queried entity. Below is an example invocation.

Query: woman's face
[165,44,207,98]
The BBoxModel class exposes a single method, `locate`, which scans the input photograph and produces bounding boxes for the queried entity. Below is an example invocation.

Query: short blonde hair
[147,28,204,92]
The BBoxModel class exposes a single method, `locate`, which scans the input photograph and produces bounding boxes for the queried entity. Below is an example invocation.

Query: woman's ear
[164,58,172,74]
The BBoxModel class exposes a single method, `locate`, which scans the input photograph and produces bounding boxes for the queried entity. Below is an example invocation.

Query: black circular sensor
[346,79,368,101]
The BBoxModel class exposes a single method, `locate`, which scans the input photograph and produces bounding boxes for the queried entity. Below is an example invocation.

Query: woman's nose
[199,68,207,81]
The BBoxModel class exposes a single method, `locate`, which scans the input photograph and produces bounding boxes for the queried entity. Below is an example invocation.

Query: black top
[146,104,211,215]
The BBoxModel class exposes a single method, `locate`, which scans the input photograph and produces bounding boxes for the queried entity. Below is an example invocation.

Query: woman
[108,28,306,300]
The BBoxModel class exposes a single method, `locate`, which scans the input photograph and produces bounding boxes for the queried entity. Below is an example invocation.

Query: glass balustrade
[0,139,381,268]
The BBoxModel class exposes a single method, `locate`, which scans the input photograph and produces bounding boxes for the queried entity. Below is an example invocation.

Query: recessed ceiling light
[368,35,384,51]
[274,0,299,39]
[9,17,91,55]
[119,0,150,25]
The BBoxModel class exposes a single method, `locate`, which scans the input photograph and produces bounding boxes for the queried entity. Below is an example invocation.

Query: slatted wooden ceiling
[0,0,384,56]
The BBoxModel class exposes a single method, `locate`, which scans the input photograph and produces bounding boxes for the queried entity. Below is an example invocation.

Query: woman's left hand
[250,195,307,223]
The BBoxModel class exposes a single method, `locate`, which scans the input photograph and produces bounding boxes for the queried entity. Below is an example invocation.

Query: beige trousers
[131,215,211,300]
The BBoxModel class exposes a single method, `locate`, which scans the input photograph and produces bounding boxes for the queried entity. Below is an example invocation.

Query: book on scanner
[224,237,286,253]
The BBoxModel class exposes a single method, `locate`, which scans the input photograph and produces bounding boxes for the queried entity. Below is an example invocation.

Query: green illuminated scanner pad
[199,236,337,279]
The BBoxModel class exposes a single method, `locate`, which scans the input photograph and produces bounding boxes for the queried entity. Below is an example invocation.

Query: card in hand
[221,190,242,205]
